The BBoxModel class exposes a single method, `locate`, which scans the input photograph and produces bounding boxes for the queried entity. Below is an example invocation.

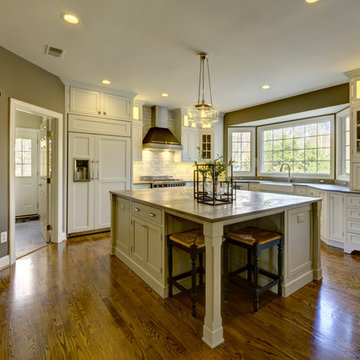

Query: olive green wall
[224,83,349,126]
[0,46,64,259]
[223,83,350,163]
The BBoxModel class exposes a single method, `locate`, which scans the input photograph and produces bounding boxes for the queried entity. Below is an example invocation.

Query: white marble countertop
[111,187,320,223]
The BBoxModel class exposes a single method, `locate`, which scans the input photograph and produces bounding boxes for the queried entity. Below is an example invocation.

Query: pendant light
[187,52,218,126]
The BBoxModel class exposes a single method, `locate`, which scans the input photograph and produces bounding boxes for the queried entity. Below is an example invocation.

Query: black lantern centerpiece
[194,155,234,206]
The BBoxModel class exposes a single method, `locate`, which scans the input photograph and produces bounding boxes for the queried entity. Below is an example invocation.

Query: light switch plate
[297,214,304,224]
[1,231,7,244]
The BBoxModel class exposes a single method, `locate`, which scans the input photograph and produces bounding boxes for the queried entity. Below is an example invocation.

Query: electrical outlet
[297,214,304,224]
[1,231,7,244]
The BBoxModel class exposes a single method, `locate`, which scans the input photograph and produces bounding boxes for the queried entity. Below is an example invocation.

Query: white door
[94,135,130,229]
[39,118,51,242]
[68,132,95,233]
[15,129,39,216]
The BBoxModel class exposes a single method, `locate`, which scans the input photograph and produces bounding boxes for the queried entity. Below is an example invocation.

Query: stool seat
[226,226,281,246]
[169,229,205,248]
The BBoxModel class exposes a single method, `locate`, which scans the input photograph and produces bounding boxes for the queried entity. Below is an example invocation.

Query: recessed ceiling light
[306,0,319,3]
[262,85,270,90]
[102,79,111,85]
[62,14,80,24]
[161,93,169,97]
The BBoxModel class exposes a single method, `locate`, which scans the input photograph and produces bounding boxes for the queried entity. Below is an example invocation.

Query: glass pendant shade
[188,53,218,126]
[188,103,218,125]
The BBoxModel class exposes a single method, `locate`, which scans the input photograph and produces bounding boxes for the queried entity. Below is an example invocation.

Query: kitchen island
[110,187,322,348]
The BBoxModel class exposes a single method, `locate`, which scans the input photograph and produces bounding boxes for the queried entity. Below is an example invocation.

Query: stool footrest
[171,268,204,282]
[230,276,280,295]
[229,265,251,277]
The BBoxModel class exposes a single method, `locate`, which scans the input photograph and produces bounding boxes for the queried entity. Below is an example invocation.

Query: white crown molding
[60,77,137,99]
[344,68,360,79]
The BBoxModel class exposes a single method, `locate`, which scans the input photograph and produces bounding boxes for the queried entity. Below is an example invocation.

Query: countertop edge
[110,190,321,223]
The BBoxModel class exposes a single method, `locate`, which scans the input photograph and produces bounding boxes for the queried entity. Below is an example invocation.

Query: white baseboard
[283,270,314,297]
[0,255,10,270]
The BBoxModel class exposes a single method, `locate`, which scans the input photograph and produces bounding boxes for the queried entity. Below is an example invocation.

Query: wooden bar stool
[223,226,284,312]
[167,229,205,317]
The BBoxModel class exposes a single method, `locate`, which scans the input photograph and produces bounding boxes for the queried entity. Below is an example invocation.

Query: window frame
[257,115,335,180]
[336,108,350,181]
[227,127,256,177]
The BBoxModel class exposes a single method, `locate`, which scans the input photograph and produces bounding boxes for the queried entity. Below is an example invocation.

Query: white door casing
[15,128,39,216]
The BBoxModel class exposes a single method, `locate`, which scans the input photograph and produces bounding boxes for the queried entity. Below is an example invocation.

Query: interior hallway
[0,234,359,359]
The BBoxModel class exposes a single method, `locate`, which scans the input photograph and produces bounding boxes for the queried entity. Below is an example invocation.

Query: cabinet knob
[148,212,155,217]
[103,112,106,115]
[134,207,140,212]
[98,111,101,115]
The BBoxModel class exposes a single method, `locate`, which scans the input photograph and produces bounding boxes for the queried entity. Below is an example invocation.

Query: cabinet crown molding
[61,78,137,99]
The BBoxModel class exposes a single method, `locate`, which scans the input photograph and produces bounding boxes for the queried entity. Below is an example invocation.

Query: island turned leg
[202,222,224,349]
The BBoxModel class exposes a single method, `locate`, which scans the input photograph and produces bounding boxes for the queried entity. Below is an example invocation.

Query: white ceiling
[1,0,359,112]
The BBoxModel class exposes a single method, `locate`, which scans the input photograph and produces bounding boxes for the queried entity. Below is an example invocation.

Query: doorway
[9,99,65,264]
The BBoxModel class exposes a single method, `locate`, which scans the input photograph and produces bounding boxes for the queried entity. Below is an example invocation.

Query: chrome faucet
[280,163,291,182]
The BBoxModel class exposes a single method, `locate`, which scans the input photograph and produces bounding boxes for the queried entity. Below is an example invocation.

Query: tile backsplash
[133,150,194,181]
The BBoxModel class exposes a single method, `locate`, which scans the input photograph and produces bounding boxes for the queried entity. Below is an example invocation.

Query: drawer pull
[149,212,155,217]
[134,207,140,212]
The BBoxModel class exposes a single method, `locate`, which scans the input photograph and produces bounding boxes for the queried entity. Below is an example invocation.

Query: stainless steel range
[140,176,186,188]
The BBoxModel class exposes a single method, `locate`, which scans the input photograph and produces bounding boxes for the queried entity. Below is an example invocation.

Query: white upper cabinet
[69,86,132,120]
[102,93,131,119]
[132,101,144,161]
[70,87,101,116]
[182,127,199,162]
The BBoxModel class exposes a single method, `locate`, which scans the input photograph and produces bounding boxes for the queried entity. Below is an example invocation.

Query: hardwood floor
[0,234,359,360]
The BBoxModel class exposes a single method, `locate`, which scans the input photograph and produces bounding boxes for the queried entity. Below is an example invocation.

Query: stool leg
[223,240,229,302]
[278,236,283,297]
[199,252,204,285]
[191,247,197,317]
[247,248,252,282]
[253,244,259,312]
[168,238,173,298]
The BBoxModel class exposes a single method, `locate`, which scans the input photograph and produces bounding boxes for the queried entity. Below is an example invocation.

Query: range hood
[142,106,182,150]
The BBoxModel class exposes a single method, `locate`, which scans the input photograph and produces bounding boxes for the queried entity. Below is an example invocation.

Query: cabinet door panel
[132,218,146,263]
[182,128,198,162]
[94,135,130,229]
[146,223,163,280]
[328,193,343,242]
[103,93,131,119]
[68,133,95,233]
[132,120,143,161]
[70,87,101,116]
[115,198,130,254]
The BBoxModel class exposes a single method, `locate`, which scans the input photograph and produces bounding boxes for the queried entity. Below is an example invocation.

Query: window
[336,108,350,180]
[15,138,32,177]
[228,127,255,176]
[258,116,334,178]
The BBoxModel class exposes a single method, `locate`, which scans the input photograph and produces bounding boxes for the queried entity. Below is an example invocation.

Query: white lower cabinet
[344,194,360,253]
[68,132,131,234]
[327,193,344,244]
[112,197,165,295]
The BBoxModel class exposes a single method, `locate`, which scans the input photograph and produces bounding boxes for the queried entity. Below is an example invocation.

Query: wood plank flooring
[0,233,359,359]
